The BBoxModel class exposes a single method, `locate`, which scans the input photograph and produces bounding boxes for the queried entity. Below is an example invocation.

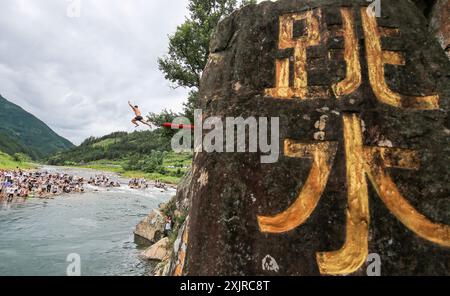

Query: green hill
[48,130,192,184]
[0,95,74,159]
[0,131,34,157]
[0,151,35,170]
[48,130,171,164]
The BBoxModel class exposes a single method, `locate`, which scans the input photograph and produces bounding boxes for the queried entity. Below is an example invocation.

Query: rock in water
[142,237,170,261]
[134,210,165,245]
[182,0,450,276]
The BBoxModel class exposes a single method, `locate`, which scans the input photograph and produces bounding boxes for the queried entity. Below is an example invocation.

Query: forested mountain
[0,95,74,159]
[47,130,172,165]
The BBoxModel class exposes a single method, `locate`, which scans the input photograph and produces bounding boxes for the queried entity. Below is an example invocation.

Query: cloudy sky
[0,0,190,144]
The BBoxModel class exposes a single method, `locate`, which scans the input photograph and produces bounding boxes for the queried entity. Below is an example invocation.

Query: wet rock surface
[134,210,165,245]
[142,237,170,261]
[183,0,450,276]
[429,0,450,59]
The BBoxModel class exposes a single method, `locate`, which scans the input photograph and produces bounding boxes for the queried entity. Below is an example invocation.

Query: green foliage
[12,153,31,163]
[0,131,34,157]
[48,129,172,165]
[147,109,181,127]
[92,138,116,148]
[0,151,35,170]
[124,150,165,173]
[162,196,178,218]
[122,150,192,179]
[158,0,256,117]
[81,132,127,147]
[0,95,74,159]
[162,196,189,246]
[47,129,193,184]
[146,109,187,139]
[0,95,74,158]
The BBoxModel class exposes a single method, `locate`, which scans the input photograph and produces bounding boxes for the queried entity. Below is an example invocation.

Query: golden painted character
[260,7,449,275]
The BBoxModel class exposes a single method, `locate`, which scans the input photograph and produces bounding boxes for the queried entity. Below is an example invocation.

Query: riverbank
[1,165,178,204]
[49,149,192,185]
[0,165,175,276]
[0,169,87,203]
[67,160,186,185]
[0,151,36,170]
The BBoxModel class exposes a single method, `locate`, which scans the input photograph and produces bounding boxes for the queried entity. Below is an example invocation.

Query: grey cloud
[0,0,190,144]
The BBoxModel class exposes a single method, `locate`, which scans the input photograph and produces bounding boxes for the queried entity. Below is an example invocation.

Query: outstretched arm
[128,101,134,110]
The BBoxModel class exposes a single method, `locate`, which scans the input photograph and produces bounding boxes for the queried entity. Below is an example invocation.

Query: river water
[0,166,175,276]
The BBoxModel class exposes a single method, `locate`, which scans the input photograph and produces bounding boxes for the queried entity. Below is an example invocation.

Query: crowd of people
[88,175,121,188]
[154,180,168,191]
[0,169,85,202]
[1,169,172,203]
[129,178,149,189]
[129,178,168,191]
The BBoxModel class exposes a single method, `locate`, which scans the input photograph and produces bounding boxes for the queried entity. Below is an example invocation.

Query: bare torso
[129,101,151,127]
[133,107,142,117]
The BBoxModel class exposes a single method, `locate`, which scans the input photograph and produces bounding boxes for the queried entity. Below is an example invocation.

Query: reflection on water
[0,166,175,276]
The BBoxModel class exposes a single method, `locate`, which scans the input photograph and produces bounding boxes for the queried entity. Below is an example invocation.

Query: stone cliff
[163,0,450,276]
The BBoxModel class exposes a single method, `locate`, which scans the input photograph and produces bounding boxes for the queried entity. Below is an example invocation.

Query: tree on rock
[158,0,256,119]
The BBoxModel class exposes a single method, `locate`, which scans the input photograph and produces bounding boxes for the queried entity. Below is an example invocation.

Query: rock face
[142,237,170,261]
[174,168,194,213]
[145,170,193,276]
[183,0,450,276]
[429,0,450,59]
[169,217,190,276]
[134,210,165,244]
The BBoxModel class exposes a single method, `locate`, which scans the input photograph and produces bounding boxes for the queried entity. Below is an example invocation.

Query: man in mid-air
[128,101,152,128]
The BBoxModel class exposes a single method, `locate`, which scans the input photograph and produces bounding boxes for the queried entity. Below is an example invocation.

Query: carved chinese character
[258,113,450,275]
[260,6,449,275]
[265,7,440,109]
[360,8,440,109]
[265,10,323,99]
[332,7,361,97]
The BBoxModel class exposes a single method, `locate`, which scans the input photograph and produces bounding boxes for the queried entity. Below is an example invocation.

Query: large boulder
[182,0,450,276]
[134,210,165,244]
[142,237,170,261]
[153,172,193,276]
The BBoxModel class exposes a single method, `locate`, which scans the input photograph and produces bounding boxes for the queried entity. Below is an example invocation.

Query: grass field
[91,138,117,148]
[71,152,192,184]
[0,150,183,184]
[0,151,36,170]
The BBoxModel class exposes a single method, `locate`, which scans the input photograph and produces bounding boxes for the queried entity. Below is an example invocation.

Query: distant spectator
[164,217,172,237]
